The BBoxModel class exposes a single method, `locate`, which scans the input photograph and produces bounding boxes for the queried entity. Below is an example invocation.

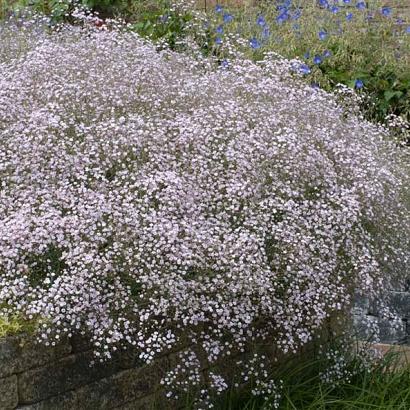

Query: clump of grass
[217,345,410,410]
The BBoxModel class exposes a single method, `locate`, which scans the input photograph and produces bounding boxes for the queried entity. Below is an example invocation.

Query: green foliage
[211,0,410,125]
[129,2,195,50]
[5,0,137,22]
[216,347,410,410]
[0,314,38,337]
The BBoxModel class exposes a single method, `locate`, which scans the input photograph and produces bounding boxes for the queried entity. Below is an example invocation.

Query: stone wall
[1,304,407,410]
[0,333,176,410]
[0,327,326,410]
[353,287,410,345]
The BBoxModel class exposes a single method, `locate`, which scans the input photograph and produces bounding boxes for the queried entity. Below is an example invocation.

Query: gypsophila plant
[0,12,409,406]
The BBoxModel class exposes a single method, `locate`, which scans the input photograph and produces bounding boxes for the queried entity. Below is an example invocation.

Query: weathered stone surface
[113,392,174,410]
[0,374,18,410]
[352,294,370,316]
[377,317,407,344]
[354,314,407,344]
[367,292,410,319]
[18,350,133,404]
[0,334,71,378]
[69,333,94,353]
[385,292,410,319]
[17,355,171,409]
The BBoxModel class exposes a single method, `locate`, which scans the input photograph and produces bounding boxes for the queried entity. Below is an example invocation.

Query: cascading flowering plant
[0,12,409,405]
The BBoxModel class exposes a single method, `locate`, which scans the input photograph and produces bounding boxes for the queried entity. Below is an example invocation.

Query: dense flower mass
[0,18,409,400]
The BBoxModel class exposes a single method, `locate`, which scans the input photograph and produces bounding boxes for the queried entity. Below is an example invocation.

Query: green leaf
[384,90,403,101]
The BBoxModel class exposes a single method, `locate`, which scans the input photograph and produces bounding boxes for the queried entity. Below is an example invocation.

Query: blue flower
[319,0,329,8]
[346,12,353,21]
[406,26,410,33]
[276,11,289,24]
[223,13,233,23]
[356,1,366,10]
[215,4,223,13]
[159,14,169,23]
[299,64,311,75]
[249,38,261,49]
[330,5,339,13]
[215,37,223,45]
[257,15,266,27]
[292,9,302,20]
[343,0,351,3]
[355,79,364,89]
[323,49,332,58]
[216,25,224,34]
[313,55,322,64]
[221,59,229,68]
[381,6,392,17]
[318,30,328,40]
[262,26,271,38]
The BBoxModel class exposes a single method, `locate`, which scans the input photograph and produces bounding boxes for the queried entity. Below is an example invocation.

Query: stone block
[353,314,407,344]
[17,354,171,409]
[113,392,174,410]
[18,349,132,404]
[0,334,71,378]
[387,292,410,319]
[367,292,410,319]
[378,317,407,344]
[352,294,370,316]
[0,374,18,410]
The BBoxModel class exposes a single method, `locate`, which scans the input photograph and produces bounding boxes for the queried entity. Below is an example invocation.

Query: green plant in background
[129,1,197,50]
[3,0,140,22]
[205,0,410,130]
[214,344,410,410]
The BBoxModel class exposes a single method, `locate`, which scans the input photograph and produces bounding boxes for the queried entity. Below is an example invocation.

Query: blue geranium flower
[323,49,332,58]
[249,38,261,49]
[318,30,328,40]
[215,4,223,13]
[299,64,311,75]
[355,79,364,89]
[346,12,353,21]
[262,26,271,38]
[313,55,322,64]
[292,8,302,20]
[319,0,329,8]
[257,15,266,27]
[356,1,366,10]
[215,37,223,45]
[223,13,233,23]
[221,59,229,69]
[343,0,351,3]
[216,25,224,34]
[331,5,339,13]
[381,6,392,17]
[406,26,410,33]
[276,11,289,24]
